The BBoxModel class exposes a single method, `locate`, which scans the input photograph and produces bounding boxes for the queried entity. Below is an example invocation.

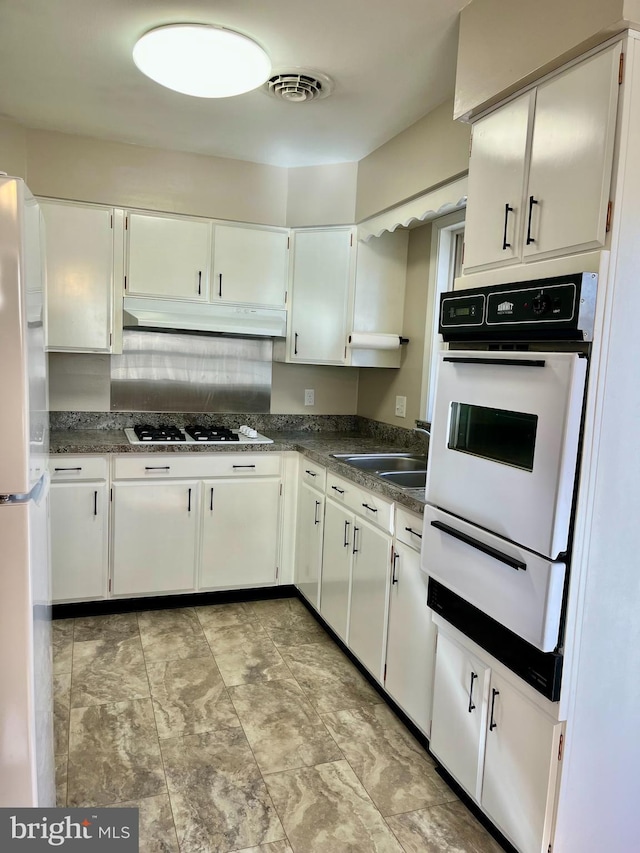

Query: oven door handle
[430,520,527,572]
[442,356,546,368]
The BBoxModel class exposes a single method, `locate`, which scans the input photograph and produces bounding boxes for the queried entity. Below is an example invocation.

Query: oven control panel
[440,272,597,342]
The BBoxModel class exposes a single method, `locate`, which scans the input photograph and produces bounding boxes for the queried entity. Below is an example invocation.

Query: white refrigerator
[0,175,55,806]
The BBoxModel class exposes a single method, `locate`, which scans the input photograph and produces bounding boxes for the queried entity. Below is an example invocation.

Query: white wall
[0,116,27,179]
[287,163,357,226]
[26,129,288,225]
[356,99,470,221]
[455,0,640,119]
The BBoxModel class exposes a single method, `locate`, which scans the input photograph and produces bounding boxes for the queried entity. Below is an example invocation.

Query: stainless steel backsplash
[110,330,272,413]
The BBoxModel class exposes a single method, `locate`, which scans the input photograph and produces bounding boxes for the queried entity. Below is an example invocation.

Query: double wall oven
[422,272,597,700]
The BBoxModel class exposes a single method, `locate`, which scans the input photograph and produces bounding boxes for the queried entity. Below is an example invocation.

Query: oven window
[448,403,538,471]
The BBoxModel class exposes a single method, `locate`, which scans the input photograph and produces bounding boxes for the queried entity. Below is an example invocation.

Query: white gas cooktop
[124,425,273,445]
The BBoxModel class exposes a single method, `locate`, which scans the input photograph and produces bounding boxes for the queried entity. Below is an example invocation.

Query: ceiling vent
[266,69,334,103]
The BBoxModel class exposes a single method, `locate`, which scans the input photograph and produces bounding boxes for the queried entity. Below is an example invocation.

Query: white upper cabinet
[463,44,621,274]
[463,93,533,271]
[523,45,620,261]
[286,227,356,364]
[41,200,123,352]
[212,224,288,307]
[126,211,211,300]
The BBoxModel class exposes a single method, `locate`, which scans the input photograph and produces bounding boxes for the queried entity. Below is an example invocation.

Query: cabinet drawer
[49,456,108,481]
[326,472,393,532]
[113,453,281,480]
[396,506,424,552]
[300,459,326,491]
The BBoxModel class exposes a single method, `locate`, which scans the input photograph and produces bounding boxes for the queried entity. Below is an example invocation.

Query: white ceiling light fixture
[132,24,271,98]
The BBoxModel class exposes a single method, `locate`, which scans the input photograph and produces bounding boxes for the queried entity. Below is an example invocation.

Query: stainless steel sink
[332,453,427,472]
[377,470,427,489]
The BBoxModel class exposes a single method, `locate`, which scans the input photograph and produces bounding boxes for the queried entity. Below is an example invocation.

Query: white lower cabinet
[430,631,491,798]
[111,480,199,597]
[320,498,353,642]
[110,454,283,599]
[49,456,109,603]
[430,626,563,853]
[385,524,437,735]
[348,516,392,682]
[50,480,109,602]
[295,478,325,609]
[481,671,562,853]
[200,478,281,590]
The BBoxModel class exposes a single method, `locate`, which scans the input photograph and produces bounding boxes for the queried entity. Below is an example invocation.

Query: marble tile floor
[53,598,505,853]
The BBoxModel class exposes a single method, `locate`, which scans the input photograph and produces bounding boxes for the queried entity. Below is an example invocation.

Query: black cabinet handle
[198,270,202,295]
[526,195,538,245]
[392,552,399,585]
[489,688,500,731]
[502,203,513,250]
[314,500,321,525]
[343,520,350,548]
[404,526,422,539]
[294,332,299,355]
[145,466,171,470]
[468,671,478,713]
[232,465,256,469]
[430,520,526,572]
[362,503,377,513]
[93,490,98,516]
[188,488,192,512]
[305,469,317,477]
[210,487,214,512]
[352,525,359,555]
[443,356,545,368]
[218,273,223,298]
[54,467,82,471]
[332,485,345,495]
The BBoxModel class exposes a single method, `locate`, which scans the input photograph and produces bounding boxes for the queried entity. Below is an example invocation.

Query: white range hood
[123,297,287,338]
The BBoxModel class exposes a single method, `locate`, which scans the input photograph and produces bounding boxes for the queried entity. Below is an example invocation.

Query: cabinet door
[463,92,533,271]
[430,631,490,800]
[482,672,562,853]
[385,541,436,734]
[200,478,280,590]
[41,201,115,351]
[295,480,324,609]
[320,498,353,642]
[112,480,198,596]
[524,45,620,261]
[50,482,108,602]
[126,212,211,300]
[348,518,391,681]
[213,225,288,307]
[289,228,355,364]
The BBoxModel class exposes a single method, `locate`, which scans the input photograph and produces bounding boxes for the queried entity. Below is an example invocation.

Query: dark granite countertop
[50,428,427,515]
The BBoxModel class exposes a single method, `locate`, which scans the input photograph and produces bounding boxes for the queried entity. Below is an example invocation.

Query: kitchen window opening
[421,209,465,423]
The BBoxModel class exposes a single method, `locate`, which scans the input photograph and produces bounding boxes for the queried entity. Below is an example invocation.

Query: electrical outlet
[395,395,407,418]
[304,389,315,406]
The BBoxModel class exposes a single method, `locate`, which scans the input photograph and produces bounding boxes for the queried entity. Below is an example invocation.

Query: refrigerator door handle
[0,472,49,506]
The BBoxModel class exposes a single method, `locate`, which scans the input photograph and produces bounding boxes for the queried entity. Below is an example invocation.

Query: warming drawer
[421,505,566,652]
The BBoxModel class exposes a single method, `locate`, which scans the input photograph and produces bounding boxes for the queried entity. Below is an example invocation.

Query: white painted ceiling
[0,0,469,167]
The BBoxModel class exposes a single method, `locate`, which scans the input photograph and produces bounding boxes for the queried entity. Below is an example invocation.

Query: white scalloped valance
[357,176,467,242]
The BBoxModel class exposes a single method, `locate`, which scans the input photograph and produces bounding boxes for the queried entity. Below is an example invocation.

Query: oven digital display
[448,403,538,471]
